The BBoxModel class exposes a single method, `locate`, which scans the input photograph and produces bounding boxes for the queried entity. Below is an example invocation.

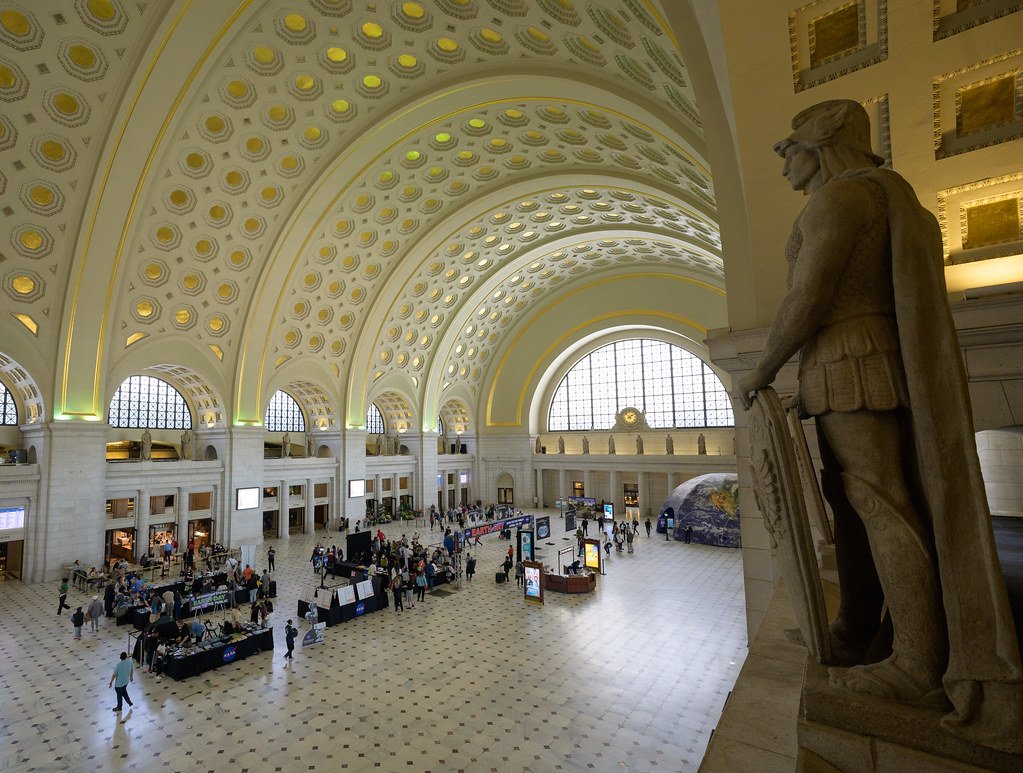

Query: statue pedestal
[798,660,1020,771]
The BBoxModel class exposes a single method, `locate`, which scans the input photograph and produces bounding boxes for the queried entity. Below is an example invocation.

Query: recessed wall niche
[937,173,1023,264]
[788,0,888,92]
[932,0,1022,41]
[933,51,1023,158]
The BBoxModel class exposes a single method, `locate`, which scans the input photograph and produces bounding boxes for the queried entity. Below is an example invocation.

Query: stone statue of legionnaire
[665,434,674,455]
[557,436,565,454]
[582,435,590,454]
[635,435,643,455]
[534,436,542,455]
[376,434,384,456]
[697,433,706,455]
[608,435,615,455]
[306,433,315,458]
[281,432,291,458]
[737,99,1023,752]
[180,429,192,461]
[140,429,152,461]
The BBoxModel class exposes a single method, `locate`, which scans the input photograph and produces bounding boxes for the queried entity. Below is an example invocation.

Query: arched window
[548,339,734,430]
[265,390,305,432]
[1,381,17,425]
[436,414,444,435]
[366,403,384,434]
[108,375,192,429]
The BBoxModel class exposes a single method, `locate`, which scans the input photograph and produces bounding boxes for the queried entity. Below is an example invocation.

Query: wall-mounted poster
[583,538,601,572]
[523,561,543,605]
[518,529,534,562]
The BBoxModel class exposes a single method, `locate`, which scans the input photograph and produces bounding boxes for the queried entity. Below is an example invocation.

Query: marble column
[558,468,567,501]
[609,468,620,515]
[392,472,400,515]
[304,477,315,534]
[583,469,593,499]
[534,467,543,508]
[277,480,289,539]
[666,471,677,497]
[135,488,150,560]
[637,470,648,519]
[176,487,190,552]
[374,473,382,517]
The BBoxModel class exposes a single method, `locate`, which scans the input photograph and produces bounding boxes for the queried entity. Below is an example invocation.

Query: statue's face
[781,143,820,192]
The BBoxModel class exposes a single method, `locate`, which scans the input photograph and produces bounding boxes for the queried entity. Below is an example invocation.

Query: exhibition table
[544,573,596,593]
[162,628,273,681]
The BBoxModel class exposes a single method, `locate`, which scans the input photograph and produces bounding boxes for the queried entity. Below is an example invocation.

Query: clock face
[622,409,638,426]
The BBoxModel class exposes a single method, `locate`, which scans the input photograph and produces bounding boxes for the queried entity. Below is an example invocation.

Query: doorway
[0,539,23,580]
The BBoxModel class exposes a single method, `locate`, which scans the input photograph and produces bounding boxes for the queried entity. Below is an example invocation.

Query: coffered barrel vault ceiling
[0,0,723,429]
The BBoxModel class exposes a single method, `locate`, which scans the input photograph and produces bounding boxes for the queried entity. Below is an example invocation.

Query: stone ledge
[800,661,1022,771]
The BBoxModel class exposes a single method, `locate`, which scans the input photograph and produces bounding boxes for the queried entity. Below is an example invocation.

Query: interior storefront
[148,523,176,555]
[106,528,135,566]
[0,539,23,580]
[188,519,212,551]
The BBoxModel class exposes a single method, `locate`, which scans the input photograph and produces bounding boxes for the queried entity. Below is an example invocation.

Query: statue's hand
[736,372,765,411]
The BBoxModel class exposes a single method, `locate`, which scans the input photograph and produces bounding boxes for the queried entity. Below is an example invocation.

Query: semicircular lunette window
[265,389,305,432]
[547,339,734,431]
[366,403,384,434]
[1,381,17,425]
[108,375,192,429]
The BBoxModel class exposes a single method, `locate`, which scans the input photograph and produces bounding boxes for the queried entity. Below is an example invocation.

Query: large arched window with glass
[1,381,17,425]
[366,403,385,434]
[108,375,192,429]
[265,390,305,432]
[548,339,734,430]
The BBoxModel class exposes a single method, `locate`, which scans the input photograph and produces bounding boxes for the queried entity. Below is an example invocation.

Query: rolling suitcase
[495,572,506,584]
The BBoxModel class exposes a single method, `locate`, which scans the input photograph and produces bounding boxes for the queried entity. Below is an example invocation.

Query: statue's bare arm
[737,178,874,408]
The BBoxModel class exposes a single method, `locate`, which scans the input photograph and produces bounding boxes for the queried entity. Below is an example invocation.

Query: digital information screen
[0,507,25,531]
[236,487,259,510]
[524,563,542,601]
[584,541,601,571]
[348,479,366,498]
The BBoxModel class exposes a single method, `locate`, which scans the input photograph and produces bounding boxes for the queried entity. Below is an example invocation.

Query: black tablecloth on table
[163,628,273,681]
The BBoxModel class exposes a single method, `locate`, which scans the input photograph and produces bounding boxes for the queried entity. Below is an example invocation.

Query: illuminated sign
[236,487,259,510]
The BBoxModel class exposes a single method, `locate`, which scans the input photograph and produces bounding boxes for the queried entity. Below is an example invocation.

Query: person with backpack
[515,560,525,587]
[71,607,85,640]
[392,576,404,612]
[465,555,476,582]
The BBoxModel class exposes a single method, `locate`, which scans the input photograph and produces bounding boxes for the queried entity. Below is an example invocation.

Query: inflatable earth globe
[660,473,740,548]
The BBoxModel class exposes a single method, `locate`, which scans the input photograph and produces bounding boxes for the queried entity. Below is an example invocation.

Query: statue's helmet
[772,99,884,166]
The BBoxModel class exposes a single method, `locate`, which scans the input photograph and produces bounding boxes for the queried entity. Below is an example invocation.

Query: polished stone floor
[0,510,746,772]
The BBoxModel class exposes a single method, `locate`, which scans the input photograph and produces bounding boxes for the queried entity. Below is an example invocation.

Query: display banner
[583,538,602,572]
[523,561,543,605]
[462,514,533,543]
[536,516,551,540]
[302,622,326,647]
[518,529,534,562]
[189,590,230,614]
[564,510,576,533]
[568,497,599,519]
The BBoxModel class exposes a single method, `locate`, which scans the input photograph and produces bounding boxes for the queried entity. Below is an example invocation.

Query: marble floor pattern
[0,510,747,773]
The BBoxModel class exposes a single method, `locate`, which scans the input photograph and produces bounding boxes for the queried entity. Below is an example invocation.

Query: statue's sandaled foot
[828,655,947,709]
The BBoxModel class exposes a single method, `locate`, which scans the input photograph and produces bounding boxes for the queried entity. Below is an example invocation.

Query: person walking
[465,554,476,582]
[57,579,70,615]
[87,595,104,632]
[645,518,652,538]
[71,607,85,640]
[284,619,297,661]
[626,529,634,553]
[108,652,135,712]
[502,555,513,583]
[515,560,525,587]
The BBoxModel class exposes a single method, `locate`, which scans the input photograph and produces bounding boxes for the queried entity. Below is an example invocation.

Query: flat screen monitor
[236,487,259,510]
[584,541,600,570]
[603,503,614,519]
[348,479,366,498]
[524,564,541,599]
[0,506,25,531]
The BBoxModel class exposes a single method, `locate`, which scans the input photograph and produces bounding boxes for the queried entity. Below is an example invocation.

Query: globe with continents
[662,473,741,548]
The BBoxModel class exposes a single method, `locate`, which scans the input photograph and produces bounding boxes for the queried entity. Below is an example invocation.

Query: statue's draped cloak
[851,167,1023,751]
